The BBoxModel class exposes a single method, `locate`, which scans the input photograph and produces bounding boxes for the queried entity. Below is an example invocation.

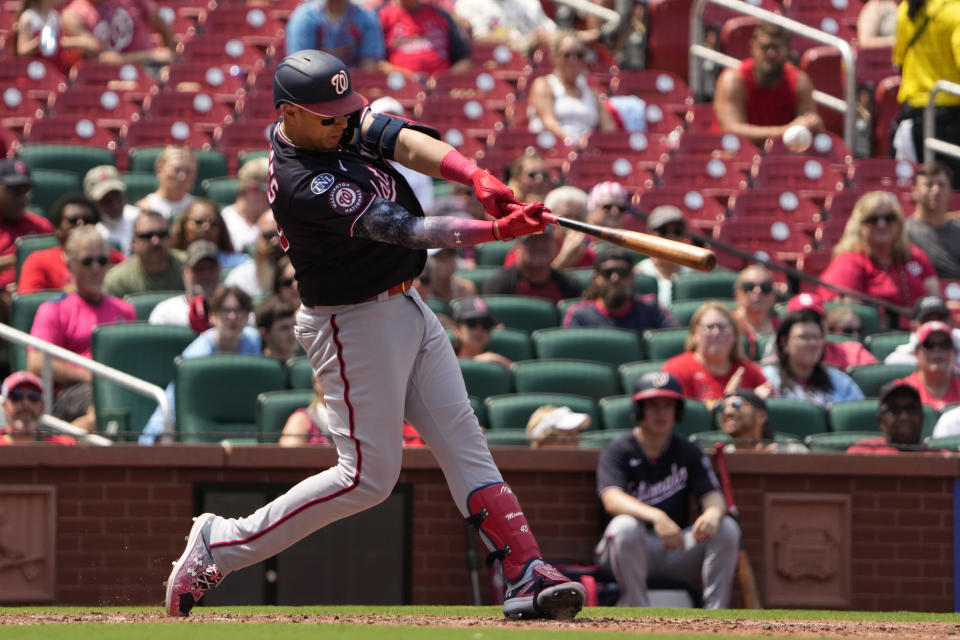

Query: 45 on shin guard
[465,483,541,582]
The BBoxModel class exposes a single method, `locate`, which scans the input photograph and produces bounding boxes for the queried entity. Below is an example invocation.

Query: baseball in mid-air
[782,125,812,152]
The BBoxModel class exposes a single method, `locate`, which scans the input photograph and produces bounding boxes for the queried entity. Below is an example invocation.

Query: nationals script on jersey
[266,116,427,306]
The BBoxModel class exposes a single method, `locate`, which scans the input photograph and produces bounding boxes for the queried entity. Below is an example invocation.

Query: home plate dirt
[2,611,960,637]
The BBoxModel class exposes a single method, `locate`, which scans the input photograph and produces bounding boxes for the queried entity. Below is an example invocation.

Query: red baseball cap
[1,371,41,397]
[786,292,825,316]
[916,321,954,346]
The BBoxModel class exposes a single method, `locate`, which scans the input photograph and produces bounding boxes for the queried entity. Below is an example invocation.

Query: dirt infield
[3,611,960,638]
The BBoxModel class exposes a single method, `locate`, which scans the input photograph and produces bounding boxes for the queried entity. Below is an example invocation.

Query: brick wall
[0,447,957,611]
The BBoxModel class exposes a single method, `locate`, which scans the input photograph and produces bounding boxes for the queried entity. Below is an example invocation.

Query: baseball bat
[541,212,717,272]
[712,443,763,610]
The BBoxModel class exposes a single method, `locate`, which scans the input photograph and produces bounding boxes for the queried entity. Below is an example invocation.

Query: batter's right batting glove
[471,169,522,219]
[492,201,547,241]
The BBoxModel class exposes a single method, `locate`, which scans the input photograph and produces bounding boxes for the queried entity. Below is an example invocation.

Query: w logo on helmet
[331,70,349,95]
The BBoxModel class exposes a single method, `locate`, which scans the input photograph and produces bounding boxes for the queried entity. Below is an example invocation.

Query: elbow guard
[362,113,441,161]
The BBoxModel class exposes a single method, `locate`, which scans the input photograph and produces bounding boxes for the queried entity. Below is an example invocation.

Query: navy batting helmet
[632,371,685,423]
[273,49,368,117]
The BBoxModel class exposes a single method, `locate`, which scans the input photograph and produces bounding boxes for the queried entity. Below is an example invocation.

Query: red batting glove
[492,202,547,241]
[471,169,521,219]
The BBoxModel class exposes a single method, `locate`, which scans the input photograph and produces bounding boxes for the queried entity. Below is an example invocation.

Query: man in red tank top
[712,23,823,146]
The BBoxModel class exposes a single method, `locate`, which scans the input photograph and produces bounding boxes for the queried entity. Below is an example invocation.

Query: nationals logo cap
[273,49,368,117]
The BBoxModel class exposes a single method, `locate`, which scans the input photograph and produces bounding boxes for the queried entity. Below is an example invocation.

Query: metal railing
[924,80,960,164]
[0,322,172,443]
[689,0,858,148]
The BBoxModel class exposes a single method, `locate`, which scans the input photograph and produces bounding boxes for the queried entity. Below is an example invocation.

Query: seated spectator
[904,164,960,279]
[28,225,136,388]
[139,285,261,445]
[528,30,617,148]
[225,209,284,302]
[662,301,768,406]
[0,159,54,299]
[256,297,298,362]
[563,247,674,333]
[220,158,270,255]
[279,375,331,447]
[712,22,823,147]
[777,294,877,370]
[369,97,435,214]
[825,305,864,340]
[847,382,929,454]
[272,255,301,309]
[428,248,475,302]
[506,153,552,206]
[61,0,175,66]
[451,296,511,368]
[932,403,960,438]
[525,404,590,448]
[18,193,125,294]
[285,0,385,67]
[543,185,594,269]
[714,389,771,445]
[895,320,960,410]
[818,191,939,330]
[762,309,865,407]
[857,0,897,48]
[634,206,693,308]
[481,227,581,304]
[148,239,221,329]
[0,371,74,445]
[454,0,556,54]
[378,0,471,78]
[885,295,960,366]
[135,147,197,221]
[171,199,249,270]
[14,0,95,70]
[586,181,632,229]
[83,165,139,255]
[104,210,184,298]
[594,371,740,608]
[732,264,778,360]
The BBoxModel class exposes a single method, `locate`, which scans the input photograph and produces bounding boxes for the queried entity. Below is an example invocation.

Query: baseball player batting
[165,50,585,621]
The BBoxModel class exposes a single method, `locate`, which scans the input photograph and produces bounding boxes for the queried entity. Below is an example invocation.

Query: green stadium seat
[286,356,314,389]
[672,270,739,301]
[30,169,82,214]
[512,359,619,399]
[483,392,598,432]
[473,240,515,267]
[688,430,733,448]
[599,394,711,436]
[828,400,882,432]
[128,147,228,194]
[120,171,160,203]
[123,291,182,321]
[806,431,880,451]
[256,389,315,442]
[424,297,452,318]
[17,143,115,176]
[91,323,197,440]
[927,435,960,452]
[669,299,736,327]
[175,354,286,443]
[463,295,559,334]
[9,291,61,371]
[618,360,668,393]
[458,358,512,400]
[847,363,915,397]
[579,428,631,448]
[454,267,499,290]
[765,397,829,438]
[566,268,594,291]
[592,241,644,263]
[486,328,534,361]
[557,297,582,323]
[644,328,689,360]
[863,331,911,361]
[634,273,659,296]
[201,177,239,208]
[15,233,58,278]
[824,302,881,336]
[532,326,644,366]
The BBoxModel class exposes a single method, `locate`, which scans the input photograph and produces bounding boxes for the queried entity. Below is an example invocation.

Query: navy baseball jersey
[596,431,721,528]
[267,116,426,306]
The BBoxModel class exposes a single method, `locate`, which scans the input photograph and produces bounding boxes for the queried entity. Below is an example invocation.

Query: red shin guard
[466,483,541,581]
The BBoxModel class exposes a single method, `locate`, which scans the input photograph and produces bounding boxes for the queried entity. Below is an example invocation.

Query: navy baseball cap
[0,158,32,188]
[273,49,368,117]
[632,371,684,403]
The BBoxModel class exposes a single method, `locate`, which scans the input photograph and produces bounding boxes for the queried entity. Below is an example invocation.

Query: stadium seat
[712,218,812,268]
[470,395,488,430]
[656,156,748,201]
[470,43,533,83]
[21,116,117,149]
[0,87,44,133]
[0,58,65,101]
[610,69,693,115]
[512,359,620,399]
[428,70,517,112]
[175,354,286,443]
[29,169,81,213]
[822,188,868,221]
[121,117,213,152]
[670,131,760,171]
[199,5,285,48]
[424,296,451,318]
[719,16,761,60]
[687,430,734,448]
[456,295,559,334]
[286,356,314,389]
[177,34,269,73]
[214,118,274,168]
[566,154,653,191]
[532,327,644,366]
[255,389,315,442]
[863,331,911,361]
[15,233,58,277]
[473,241,515,267]
[459,358,513,400]
[415,95,504,141]
[805,431,879,451]
[750,156,845,202]
[128,147,228,194]
[847,363,915,397]
[618,360,668,392]
[580,131,671,171]
[45,86,141,133]
[644,327,690,360]
[9,291,60,372]
[15,143,116,177]
[68,61,156,100]
[486,328,534,362]
[483,392,598,432]
[927,435,960,452]
[645,0,694,81]
[726,189,821,232]
[632,186,726,233]
[795,249,833,291]
[798,46,845,135]
[855,46,896,87]
[762,130,854,171]
[91,323,197,440]
[846,158,915,191]
[667,299,736,327]
[142,89,235,131]
[765,397,829,438]
[345,69,426,112]
[124,291,183,321]
[640,104,686,134]
[872,76,901,157]
[824,301,881,336]
[599,394,711,436]
[672,270,739,301]
[202,177,239,207]
[120,172,160,203]
[827,400,883,432]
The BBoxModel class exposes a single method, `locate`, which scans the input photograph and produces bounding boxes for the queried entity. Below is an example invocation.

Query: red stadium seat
[846,158,915,191]
[21,115,117,149]
[610,70,693,115]
[872,76,901,158]
[684,103,719,132]
[643,104,685,134]
[856,46,896,87]
[798,46,845,136]
[484,130,577,167]
[0,87,44,134]
[703,0,781,28]
[68,61,156,100]
[155,3,203,41]
[580,130,670,170]
[235,91,277,122]
[795,248,833,291]
[142,89,234,132]
[763,130,853,171]
[788,15,857,57]
[428,71,517,112]
[214,119,274,171]
[633,186,726,233]
[469,43,533,84]
[416,96,505,142]
[348,69,426,112]
[816,217,847,248]
[121,116,212,151]
[712,217,812,269]
[160,63,249,107]
[645,0,694,81]
[719,16,761,61]
[46,86,141,133]
[823,188,868,220]
[671,131,760,171]
[0,58,66,102]
[177,35,269,73]
[565,154,654,191]
[199,5,285,45]
[750,155,845,201]
[727,188,821,233]
[656,156,748,201]
[783,0,863,24]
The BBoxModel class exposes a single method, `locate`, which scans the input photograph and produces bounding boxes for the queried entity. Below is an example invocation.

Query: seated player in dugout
[165,49,587,622]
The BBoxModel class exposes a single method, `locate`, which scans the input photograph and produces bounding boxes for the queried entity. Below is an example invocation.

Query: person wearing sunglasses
[148,239,223,330]
[18,192,126,294]
[904,163,960,279]
[507,153,552,206]
[894,321,960,410]
[564,247,673,334]
[884,295,960,369]
[761,309,865,408]
[715,389,770,444]
[634,206,694,308]
[451,296,511,369]
[272,255,300,309]
[135,146,197,222]
[0,371,74,445]
[0,158,53,301]
[731,265,779,358]
[28,226,136,390]
[527,31,617,149]
[847,382,931,454]
[104,210,184,298]
[482,226,583,304]
[586,181,632,229]
[171,199,248,271]
[819,191,940,330]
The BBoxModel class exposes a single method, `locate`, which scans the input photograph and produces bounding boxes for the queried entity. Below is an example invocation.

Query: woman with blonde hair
[136,146,198,221]
[662,300,768,405]
[818,191,939,329]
